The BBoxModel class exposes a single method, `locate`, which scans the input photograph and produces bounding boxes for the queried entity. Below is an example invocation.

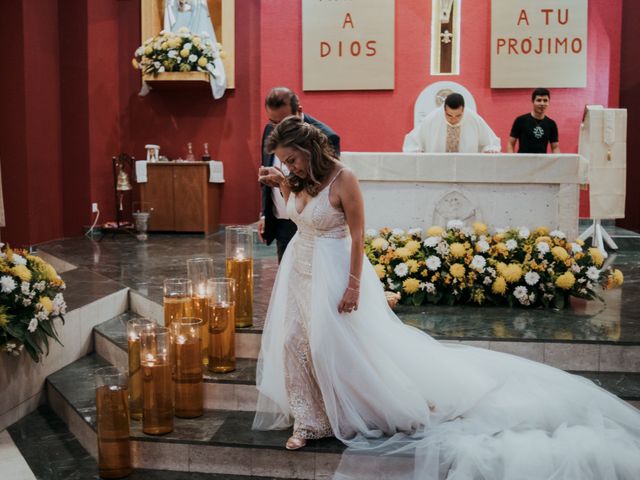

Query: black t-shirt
[510,114,559,154]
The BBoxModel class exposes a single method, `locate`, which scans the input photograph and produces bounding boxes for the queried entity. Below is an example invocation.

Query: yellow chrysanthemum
[11,265,31,282]
[403,278,421,294]
[503,263,523,283]
[473,222,488,235]
[589,248,604,267]
[395,247,412,260]
[535,226,550,236]
[144,45,153,55]
[371,237,387,251]
[168,38,181,49]
[492,276,507,295]
[537,236,552,245]
[612,269,624,287]
[39,296,53,314]
[450,243,466,258]
[494,233,505,242]
[496,262,507,275]
[197,56,208,67]
[0,308,8,328]
[494,242,508,255]
[374,264,386,279]
[450,263,466,279]
[405,259,419,273]
[551,246,569,261]
[405,240,421,255]
[555,271,576,290]
[161,41,170,50]
[180,48,190,57]
[426,226,444,237]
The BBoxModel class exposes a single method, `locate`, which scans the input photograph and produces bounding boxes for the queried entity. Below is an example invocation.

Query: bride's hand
[258,166,285,187]
[338,286,359,314]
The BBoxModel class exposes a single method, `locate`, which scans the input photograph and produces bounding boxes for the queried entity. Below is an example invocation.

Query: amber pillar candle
[163,278,193,329]
[225,226,254,328]
[170,317,204,418]
[126,318,155,421]
[95,366,132,479]
[187,257,215,365]
[140,327,174,435]
[207,278,236,373]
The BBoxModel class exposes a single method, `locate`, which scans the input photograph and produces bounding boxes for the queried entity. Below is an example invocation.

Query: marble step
[46,354,344,479]
[7,405,296,480]
[95,313,258,411]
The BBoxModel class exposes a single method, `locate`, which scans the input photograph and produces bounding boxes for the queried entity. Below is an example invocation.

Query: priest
[403,93,501,153]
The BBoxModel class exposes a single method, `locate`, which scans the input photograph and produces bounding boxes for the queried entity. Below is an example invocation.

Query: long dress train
[252,169,640,479]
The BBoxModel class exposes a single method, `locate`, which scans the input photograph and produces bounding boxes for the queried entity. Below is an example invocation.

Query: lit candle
[171,318,203,419]
[140,327,174,435]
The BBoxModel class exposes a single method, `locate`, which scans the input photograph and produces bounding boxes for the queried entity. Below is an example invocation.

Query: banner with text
[302,0,394,91]
[491,0,587,88]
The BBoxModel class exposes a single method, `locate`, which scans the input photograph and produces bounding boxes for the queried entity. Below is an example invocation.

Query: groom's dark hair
[265,87,300,115]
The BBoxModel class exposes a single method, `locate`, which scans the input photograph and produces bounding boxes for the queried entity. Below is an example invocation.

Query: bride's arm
[258,166,291,202]
[336,169,365,314]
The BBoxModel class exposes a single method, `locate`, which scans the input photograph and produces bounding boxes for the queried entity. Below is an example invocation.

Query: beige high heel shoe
[285,435,307,450]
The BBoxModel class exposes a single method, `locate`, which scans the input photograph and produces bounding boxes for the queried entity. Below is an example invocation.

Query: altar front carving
[341,153,588,240]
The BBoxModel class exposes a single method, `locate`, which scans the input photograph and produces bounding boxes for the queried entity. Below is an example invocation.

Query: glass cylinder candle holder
[126,318,156,421]
[187,257,215,365]
[163,278,193,329]
[95,366,132,479]
[170,317,204,418]
[225,225,253,328]
[140,326,174,435]
[206,278,236,373]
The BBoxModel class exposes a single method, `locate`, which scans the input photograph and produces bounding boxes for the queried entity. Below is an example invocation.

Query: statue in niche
[164,0,227,98]
[431,190,479,227]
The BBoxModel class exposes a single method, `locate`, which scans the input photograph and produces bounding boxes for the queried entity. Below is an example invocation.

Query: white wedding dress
[253,169,640,479]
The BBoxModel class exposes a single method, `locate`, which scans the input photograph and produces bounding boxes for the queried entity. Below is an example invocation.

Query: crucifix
[431,0,460,75]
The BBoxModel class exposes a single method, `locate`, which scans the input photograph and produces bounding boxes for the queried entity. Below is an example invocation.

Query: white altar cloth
[341,153,588,241]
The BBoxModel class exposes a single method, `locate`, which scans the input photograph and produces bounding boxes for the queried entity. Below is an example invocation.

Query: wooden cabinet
[139,163,222,234]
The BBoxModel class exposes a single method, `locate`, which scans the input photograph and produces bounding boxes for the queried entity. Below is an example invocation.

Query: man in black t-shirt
[507,88,560,154]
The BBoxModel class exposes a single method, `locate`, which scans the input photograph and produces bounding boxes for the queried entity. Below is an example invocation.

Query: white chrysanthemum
[34,281,45,292]
[394,263,409,277]
[424,282,436,293]
[27,318,38,333]
[477,240,490,253]
[506,239,518,251]
[570,242,583,254]
[365,228,378,238]
[524,271,540,286]
[423,236,440,248]
[447,219,464,230]
[391,228,405,237]
[536,242,550,254]
[188,54,198,62]
[183,42,192,50]
[0,275,17,293]
[514,286,528,299]
[157,66,166,73]
[549,230,566,239]
[168,49,178,58]
[408,227,423,236]
[571,263,581,273]
[426,256,442,270]
[470,255,486,271]
[21,282,31,295]
[435,242,450,256]
[36,310,48,321]
[586,266,600,281]
[22,298,32,307]
[12,254,27,266]
[518,227,530,239]
[483,276,493,285]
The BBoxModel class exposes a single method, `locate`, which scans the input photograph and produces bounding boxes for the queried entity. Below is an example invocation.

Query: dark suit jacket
[260,113,340,245]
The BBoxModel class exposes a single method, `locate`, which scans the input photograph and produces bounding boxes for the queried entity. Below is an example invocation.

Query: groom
[258,87,341,262]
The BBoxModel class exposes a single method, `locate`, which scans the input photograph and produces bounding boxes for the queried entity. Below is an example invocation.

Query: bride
[253,116,640,478]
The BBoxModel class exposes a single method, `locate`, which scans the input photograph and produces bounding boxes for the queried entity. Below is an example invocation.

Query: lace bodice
[286,169,348,241]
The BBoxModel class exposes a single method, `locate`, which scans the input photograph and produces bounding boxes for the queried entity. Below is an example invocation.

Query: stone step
[46,354,343,479]
[7,405,296,480]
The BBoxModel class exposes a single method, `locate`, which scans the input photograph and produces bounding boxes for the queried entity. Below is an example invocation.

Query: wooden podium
[139,163,221,234]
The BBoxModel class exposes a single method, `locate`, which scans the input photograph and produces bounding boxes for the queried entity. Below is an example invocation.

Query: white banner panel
[491,0,587,88]
[302,0,394,91]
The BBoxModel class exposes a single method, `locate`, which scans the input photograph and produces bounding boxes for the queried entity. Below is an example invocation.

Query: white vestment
[403,107,501,153]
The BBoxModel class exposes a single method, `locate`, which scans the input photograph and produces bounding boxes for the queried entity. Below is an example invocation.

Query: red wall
[0,0,628,246]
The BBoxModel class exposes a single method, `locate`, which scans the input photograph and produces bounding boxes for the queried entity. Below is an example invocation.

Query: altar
[341,152,588,240]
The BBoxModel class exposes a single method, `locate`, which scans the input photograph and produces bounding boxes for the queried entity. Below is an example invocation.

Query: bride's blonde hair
[266,115,339,196]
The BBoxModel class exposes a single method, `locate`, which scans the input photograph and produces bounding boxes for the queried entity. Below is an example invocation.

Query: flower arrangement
[365,221,624,308]
[132,27,223,77]
[0,245,67,361]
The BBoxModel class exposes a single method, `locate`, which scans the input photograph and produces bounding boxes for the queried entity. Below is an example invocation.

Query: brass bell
[116,164,132,191]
